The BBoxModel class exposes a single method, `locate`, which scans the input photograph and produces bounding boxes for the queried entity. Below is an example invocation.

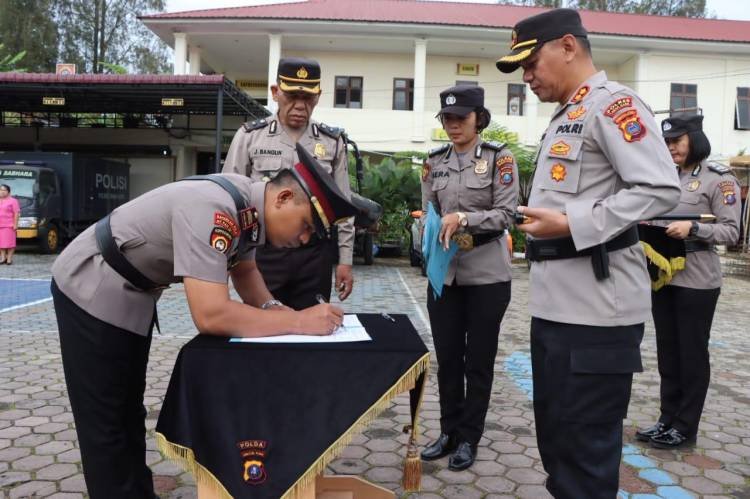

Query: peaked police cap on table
[277,57,321,94]
[496,8,588,73]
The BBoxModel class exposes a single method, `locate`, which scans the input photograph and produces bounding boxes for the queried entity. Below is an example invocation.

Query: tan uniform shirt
[52,174,266,336]
[528,71,680,326]
[658,161,741,289]
[223,114,355,265]
[421,140,519,285]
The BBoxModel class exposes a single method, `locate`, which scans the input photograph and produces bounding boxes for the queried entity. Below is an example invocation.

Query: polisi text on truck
[95,173,128,190]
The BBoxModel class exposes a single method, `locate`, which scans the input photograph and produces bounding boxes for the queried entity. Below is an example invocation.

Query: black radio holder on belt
[525,226,640,280]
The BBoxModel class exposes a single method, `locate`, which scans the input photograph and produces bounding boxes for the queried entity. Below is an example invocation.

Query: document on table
[229,314,372,344]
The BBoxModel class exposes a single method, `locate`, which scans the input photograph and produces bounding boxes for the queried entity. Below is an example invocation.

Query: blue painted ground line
[504,351,696,499]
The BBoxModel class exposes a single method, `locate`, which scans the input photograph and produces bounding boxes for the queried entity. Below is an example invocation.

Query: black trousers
[652,285,720,437]
[52,280,156,499]
[427,280,510,446]
[256,239,335,310]
[531,318,644,499]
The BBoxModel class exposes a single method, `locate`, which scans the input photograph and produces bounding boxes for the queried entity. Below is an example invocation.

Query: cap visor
[438,105,474,117]
[496,45,537,73]
[278,80,321,94]
[661,130,686,139]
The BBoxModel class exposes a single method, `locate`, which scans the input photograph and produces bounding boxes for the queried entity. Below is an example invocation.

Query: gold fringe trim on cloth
[401,357,428,492]
[640,241,686,291]
[155,432,233,499]
[282,352,431,499]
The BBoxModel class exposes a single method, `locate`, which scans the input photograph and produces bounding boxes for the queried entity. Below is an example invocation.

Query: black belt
[95,215,163,332]
[526,226,639,280]
[685,240,711,253]
[473,232,503,247]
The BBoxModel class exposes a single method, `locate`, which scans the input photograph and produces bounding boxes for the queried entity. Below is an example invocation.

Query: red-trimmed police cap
[292,144,358,239]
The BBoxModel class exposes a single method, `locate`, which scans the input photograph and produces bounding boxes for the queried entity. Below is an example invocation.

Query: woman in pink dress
[0,184,20,265]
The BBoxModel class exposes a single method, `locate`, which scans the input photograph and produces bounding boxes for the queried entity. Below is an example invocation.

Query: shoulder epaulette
[707,162,732,175]
[318,122,344,139]
[428,144,451,158]
[481,141,507,152]
[242,119,268,133]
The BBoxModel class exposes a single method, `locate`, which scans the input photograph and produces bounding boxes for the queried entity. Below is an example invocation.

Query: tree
[504,0,708,17]
[0,0,58,72]
[0,43,27,72]
[55,0,171,74]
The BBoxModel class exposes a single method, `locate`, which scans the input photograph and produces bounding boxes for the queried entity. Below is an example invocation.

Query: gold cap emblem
[296,66,309,79]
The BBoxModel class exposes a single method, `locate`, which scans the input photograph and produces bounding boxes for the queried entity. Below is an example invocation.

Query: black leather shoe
[448,442,476,471]
[420,433,457,461]
[650,428,696,449]
[635,422,668,442]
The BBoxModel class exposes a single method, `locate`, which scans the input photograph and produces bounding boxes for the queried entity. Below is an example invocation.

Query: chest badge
[474,159,488,175]
[550,141,571,157]
[550,163,567,182]
[314,143,326,157]
[686,180,701,192]
[567,106,586,120]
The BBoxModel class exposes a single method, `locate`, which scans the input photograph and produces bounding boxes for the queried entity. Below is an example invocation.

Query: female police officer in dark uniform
[636,114,741,448]
[420,85,518,470]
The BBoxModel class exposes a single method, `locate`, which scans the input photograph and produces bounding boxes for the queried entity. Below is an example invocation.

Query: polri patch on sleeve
[613,109,647,142]
[718,181,737,205]
[214,212,240,237]
[210,227,233,254]
[495,155,514,169]
[604,97,633,117]
[422,162,431,182]
[499,165,514,185]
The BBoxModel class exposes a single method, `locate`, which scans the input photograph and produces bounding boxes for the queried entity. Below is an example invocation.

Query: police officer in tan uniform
[636,114,741,449]
[223,57,354,310]
[496,9,680,498]
[419,85,518,471]
[51,146,357,498]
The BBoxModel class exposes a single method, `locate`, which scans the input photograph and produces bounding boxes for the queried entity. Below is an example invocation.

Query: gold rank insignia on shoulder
[314,143,326,157]
[451,232,474,251]
[474,159,488,175]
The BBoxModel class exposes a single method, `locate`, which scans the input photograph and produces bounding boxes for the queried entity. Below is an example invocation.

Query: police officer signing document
[51,147,357,498]
[497,9,680,498]
[224,57,355,309]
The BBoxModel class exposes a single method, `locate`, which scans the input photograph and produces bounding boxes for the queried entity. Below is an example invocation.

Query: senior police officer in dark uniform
[419,85,518,471]
[497,9,680,498]
[51,146,357,498]
[223,57,354,310]
[635,114,741,449]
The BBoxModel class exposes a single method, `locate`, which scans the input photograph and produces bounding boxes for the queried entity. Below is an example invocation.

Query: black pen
[381,312,396,323]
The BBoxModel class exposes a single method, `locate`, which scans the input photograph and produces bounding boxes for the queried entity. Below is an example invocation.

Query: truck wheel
[363,233,374,265]
[39,223,60,254]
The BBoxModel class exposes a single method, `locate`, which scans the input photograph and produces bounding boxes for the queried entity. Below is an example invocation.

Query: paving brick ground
[0,250,749,498]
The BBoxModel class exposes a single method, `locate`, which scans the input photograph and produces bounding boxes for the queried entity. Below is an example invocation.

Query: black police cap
[661,114,704,139]
[438,85,485,117]
[496,8,588,73]
[291,143,358,239]
[277,57,321,94]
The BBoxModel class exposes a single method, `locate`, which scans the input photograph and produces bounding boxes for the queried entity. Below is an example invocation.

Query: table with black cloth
[155,314,430,499]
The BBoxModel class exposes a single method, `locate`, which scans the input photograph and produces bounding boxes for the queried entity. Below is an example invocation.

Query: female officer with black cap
[420,85,518,471]
[636,114,741,448]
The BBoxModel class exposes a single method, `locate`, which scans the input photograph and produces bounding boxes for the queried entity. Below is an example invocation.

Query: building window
[335,76,363,109]
[508,83,525,116]
[455,80,478,87]
[736,87,750,130]
[393,78,414,111]
[670,83,697,115]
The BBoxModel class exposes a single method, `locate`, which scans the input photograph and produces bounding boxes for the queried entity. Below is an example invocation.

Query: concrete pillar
[188,46,202,75]
[173,33,187,75]
[633,52,649,98]
[267,34,282,114]
[524,89,539,146]
[412,38,427,143]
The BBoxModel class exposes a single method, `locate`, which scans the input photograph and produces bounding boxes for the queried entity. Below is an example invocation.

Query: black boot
[635,422,667,442]
[420,433,457,461]
[650,428,696,449]
[448,442,476,471]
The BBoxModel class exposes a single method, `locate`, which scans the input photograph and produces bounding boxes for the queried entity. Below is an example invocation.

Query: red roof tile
[142,0,750,44]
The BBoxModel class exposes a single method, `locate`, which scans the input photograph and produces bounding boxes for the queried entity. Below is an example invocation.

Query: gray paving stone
[8,481,56,498]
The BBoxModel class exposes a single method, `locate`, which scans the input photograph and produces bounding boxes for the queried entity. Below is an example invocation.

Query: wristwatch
[688,221,699,237]
[456,212,468,227]
[260,299,284,310]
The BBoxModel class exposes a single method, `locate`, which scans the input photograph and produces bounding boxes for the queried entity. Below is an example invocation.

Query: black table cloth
[155,313,429,498]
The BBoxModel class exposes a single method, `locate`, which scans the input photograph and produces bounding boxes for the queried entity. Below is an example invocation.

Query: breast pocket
[314,153,335,174]
[431,176,449,192]
[539,138,583,194]
[679,192,702,205]
[250,157,284,182]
